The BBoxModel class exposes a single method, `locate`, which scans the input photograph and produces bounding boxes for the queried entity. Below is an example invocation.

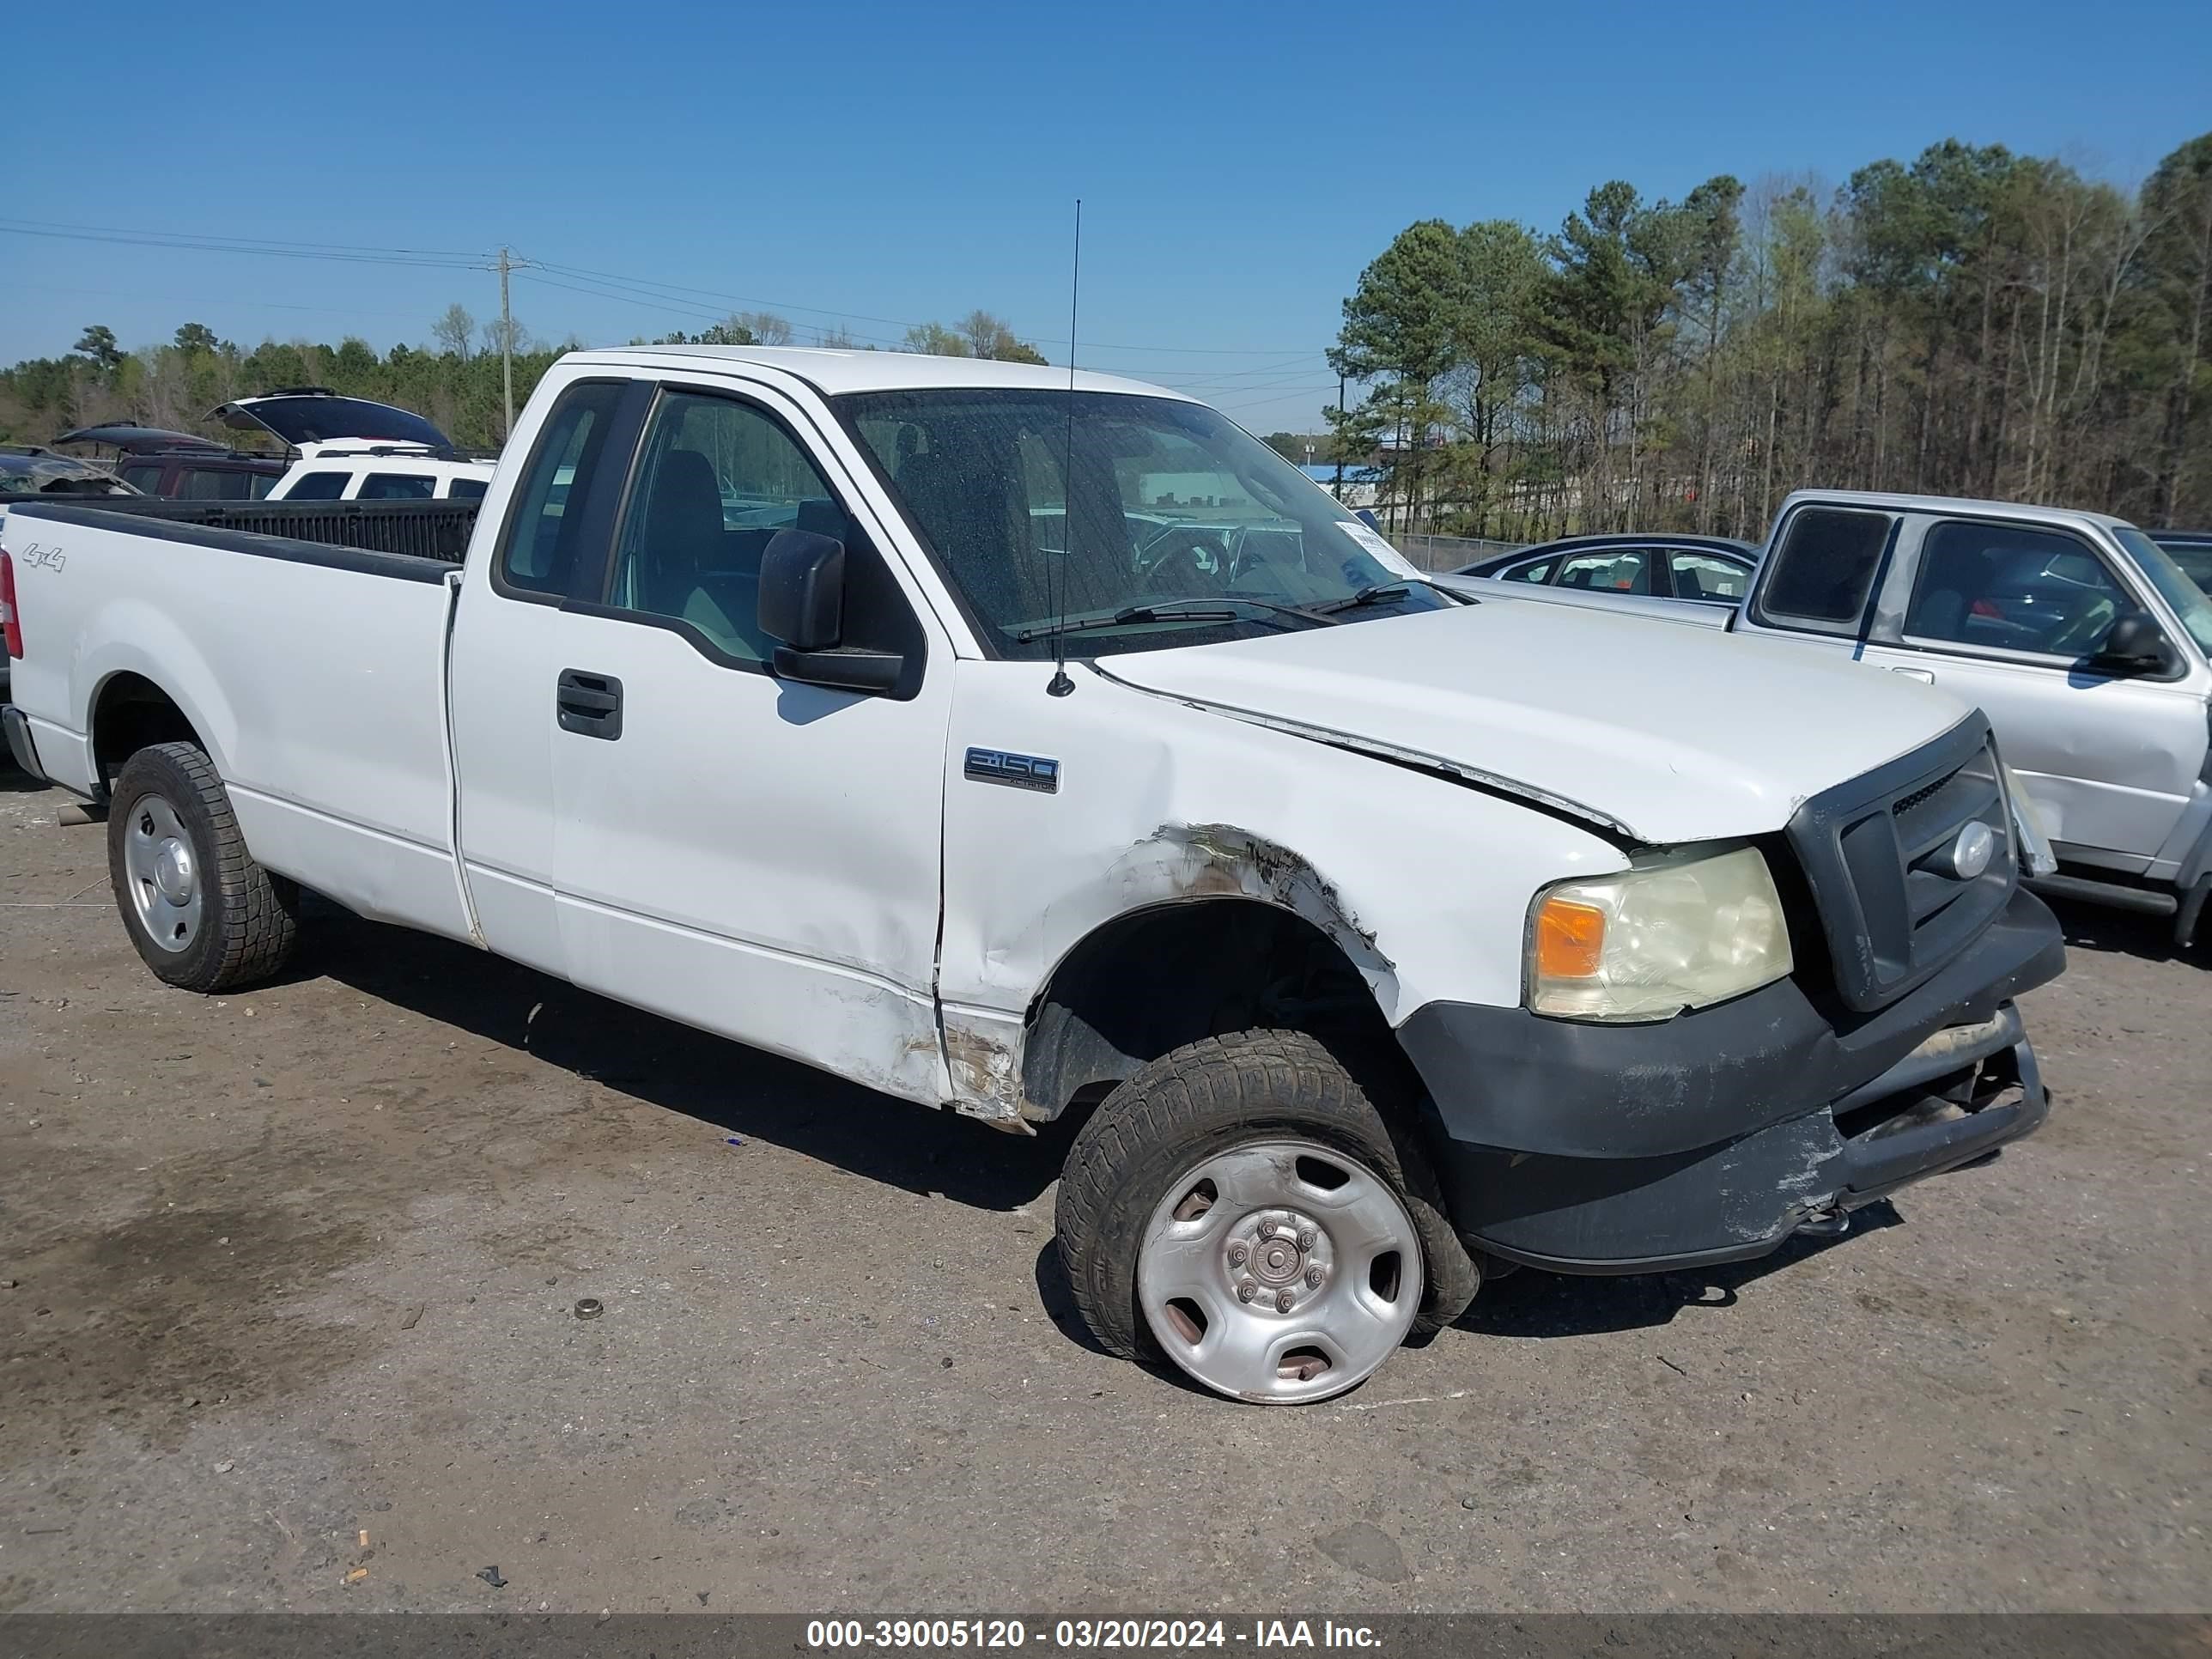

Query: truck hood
[1095,600,1967,845]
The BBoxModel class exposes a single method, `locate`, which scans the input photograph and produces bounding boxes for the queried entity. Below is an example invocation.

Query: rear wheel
[1054,1029,1478,1404]
[107,742,298,992]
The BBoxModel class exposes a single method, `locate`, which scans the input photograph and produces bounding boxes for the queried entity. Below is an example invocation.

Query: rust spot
[940,1019,1032,1131]
[1152,823,1393,972]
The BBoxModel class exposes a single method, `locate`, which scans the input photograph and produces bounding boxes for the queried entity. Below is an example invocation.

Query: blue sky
[7,0,2209,432]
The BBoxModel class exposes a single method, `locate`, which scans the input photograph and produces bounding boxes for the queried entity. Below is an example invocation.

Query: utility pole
[1333,373,1346,501]
[498,246,515,441]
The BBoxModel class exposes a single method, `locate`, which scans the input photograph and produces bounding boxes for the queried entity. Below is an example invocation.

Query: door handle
[556,670,624,739]
[1888,665,1936,684]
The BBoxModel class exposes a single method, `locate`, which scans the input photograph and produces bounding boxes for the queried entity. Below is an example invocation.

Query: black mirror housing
[2094,611,2172,676]
[758,528,845,653]
[758,526,905,696]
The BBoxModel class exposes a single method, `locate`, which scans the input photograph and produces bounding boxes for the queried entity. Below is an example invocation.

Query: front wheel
[1054,1030,1478,1404]
[107,742,299,993]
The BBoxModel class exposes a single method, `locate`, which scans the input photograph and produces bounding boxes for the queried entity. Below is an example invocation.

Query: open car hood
[210,393,452,450]
[1095,599,1969,846]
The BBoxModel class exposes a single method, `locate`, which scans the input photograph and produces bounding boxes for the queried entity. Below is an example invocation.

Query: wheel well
[1022,897,1407,1122]
[92,672,203,788]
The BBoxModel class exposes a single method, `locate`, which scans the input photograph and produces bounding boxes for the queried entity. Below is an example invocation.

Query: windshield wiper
[1294,578,1469,618]
[1009,598,1334,645]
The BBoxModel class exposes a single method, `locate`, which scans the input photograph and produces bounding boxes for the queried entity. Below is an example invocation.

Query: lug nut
[1255,1218,1275,1239]
[1305,1266,1323,1288]
[1296,1229,1316,1252]
[1227,1245,1249,1268]
[1237,1280,1258,1303]
[1275,1290,1295,1312]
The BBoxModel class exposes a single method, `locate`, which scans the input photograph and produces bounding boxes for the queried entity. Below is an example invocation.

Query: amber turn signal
[1534,895,1607,981]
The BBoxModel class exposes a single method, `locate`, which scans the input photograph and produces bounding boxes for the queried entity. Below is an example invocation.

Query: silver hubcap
[123,795,202,953]
[1137,1139,1421,1404]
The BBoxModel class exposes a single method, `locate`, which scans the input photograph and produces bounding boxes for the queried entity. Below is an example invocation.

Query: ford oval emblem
[1949,821,1996,881]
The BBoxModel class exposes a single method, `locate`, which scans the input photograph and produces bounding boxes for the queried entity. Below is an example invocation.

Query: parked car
[1460,534,1758,605]
[2150,529,2212,593]
[52,420,289,500]
[1445,490,2212,947]
[2,349,2063,1404]
[266,444,496,503]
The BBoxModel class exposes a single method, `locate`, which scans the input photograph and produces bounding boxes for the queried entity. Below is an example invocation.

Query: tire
[1055,1029,1480,1404]
[107,742,298,993]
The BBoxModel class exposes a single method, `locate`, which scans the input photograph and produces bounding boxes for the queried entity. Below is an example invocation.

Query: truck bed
[42,495,481,564]
[3,497,472,940]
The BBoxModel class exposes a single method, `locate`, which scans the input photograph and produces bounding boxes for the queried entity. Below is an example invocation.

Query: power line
[2,214,1339,368]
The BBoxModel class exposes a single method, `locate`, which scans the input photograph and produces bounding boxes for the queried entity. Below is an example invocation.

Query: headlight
[1528,846,1793,1022]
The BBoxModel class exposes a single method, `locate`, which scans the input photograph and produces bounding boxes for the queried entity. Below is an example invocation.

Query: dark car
[1461,533,1758,605]
[1,446,140,501]
[52,422,286,501]
[2150,530,2212,594]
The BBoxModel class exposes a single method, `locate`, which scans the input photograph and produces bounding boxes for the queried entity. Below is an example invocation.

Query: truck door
[450,376,653,975]
[1856,515,2207,872]
[525,378,954,1104]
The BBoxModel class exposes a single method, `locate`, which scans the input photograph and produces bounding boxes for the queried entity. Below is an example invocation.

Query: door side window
[1670,551,1748,602]
[1905,520,2131,660]
[179,466,254,501]
[495,380,631,601]
[359,472,435,500]
[447,477,489,501]
[118,463,167,494]
[605,391,843,665]
[284,471,350,501]
[1557,548,1652,594]
[1500,557,1555,584]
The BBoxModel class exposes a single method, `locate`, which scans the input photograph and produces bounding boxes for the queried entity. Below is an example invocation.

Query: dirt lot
[2,769,2207,1615]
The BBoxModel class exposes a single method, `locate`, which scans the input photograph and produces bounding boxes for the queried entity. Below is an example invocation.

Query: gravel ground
[1,771,2206,1614]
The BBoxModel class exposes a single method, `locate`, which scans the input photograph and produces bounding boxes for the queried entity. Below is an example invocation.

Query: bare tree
[434,304,476,359]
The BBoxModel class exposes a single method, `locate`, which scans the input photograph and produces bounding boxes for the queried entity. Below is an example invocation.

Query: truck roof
[562,344,1194,402]
[1781,487,2137,536]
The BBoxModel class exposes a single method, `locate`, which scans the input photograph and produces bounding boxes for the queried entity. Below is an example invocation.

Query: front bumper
[1398,884,2065,1273]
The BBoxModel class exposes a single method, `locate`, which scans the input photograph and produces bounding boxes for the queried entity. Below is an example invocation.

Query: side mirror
[759,528,845,652]
[2092,611,2172,676]
[758,527,902,695]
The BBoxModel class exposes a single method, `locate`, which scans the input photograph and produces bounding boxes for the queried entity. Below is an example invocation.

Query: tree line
[1328,131,2212,539]
[0,307,1047,451]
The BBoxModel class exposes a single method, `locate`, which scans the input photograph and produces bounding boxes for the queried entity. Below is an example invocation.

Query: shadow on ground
[1451,1203,1900,1340]
[2038,890,2203,966]
[295,898,1082,1214]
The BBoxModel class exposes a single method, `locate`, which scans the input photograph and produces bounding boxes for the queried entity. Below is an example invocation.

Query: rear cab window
[284,471,350,501]
[447,477,489,501]
[1751,507,1894,635]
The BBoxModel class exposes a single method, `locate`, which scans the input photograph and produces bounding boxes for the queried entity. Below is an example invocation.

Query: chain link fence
[1387,532,1531,573]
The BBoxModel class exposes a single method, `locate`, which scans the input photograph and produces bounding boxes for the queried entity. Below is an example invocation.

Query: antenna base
[1046,666,1076,698]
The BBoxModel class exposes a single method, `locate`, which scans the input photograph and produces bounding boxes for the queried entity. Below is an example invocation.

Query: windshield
[838,389,1446,658]
[2113,526,2212,657]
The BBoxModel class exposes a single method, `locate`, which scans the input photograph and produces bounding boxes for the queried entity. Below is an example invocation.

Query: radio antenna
[1045,198,1081,698]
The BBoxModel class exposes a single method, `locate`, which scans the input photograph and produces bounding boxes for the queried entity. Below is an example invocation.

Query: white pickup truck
[0,347,2066,1405]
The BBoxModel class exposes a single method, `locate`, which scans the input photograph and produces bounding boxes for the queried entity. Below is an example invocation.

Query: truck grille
[1785,715,2016,1013]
